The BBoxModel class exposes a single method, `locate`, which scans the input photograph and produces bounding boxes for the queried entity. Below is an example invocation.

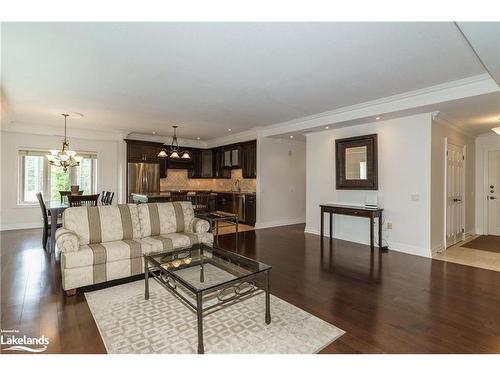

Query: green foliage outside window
[50,166,70,200]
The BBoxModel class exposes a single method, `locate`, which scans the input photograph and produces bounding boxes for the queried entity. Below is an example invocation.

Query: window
[18,149,98,204]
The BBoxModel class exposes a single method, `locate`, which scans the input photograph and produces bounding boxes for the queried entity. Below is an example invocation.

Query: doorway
[487,150,500,235]
[445,142,465,248]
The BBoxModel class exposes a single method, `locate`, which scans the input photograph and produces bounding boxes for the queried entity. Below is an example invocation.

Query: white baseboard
[0,222,43,231]
[254,218,305,230]
[304,226,320,235]
[304,226,432,258]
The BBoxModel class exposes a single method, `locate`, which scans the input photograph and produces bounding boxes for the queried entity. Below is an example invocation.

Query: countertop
[132,190,256,198]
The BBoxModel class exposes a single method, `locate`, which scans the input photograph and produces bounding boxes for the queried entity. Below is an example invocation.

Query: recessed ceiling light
[290,135,294,139]
[325,126,329,129]
[375,117,381,120]
[196,137,201,140]
[227,128,232,132]
[152,131,156,135]
[492,127,500,135]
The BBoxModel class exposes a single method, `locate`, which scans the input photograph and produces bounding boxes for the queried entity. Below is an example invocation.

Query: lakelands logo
[1,329,49,353]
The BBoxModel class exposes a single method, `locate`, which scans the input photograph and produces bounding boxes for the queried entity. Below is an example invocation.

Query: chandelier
[46,114,82,172]
[158,126,190,159]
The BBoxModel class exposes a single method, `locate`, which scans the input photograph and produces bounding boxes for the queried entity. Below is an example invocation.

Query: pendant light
[158,126,190,159]
[46,114,82,172]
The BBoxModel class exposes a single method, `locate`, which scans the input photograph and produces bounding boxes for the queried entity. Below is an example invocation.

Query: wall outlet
[386,222,393,230]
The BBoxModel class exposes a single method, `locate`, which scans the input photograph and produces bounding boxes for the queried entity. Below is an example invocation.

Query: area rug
[461,235,500,253]
[85,280,345,354]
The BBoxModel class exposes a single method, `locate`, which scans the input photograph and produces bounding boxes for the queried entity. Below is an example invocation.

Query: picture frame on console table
[335,133,378,190]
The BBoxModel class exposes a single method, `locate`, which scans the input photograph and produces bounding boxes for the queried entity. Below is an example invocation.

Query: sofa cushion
[140,231,213,255]
[62,239,151,270]
[137,202,195,237]
[63,204,141,245]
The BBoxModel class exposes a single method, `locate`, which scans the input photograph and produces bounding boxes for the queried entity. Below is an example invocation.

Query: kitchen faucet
[233,179,241,192]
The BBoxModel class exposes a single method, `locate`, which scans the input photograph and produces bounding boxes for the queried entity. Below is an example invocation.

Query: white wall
[430,120,476,253]
[305,113,433,257]
[475,132,500,234]
[256,137,306,228]
[0,130,122,230]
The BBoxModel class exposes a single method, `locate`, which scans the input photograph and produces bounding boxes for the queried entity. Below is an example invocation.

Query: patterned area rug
[85,280,345,354]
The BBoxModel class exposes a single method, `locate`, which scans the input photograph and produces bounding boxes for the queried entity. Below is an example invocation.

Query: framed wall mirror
[335,134,378,190]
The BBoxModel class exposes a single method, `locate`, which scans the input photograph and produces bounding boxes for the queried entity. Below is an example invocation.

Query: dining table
[45,200,69,255]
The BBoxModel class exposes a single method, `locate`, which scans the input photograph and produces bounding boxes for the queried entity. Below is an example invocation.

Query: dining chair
[36,192,62,251]
[194,193,211,213]
[60,190,83,203]
[99,191,115,205]
[170,191,188,202]
[68,194,100,207]
[105,192,115,205]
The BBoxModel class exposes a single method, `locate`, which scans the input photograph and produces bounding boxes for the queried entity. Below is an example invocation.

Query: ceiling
[1,22,496,140]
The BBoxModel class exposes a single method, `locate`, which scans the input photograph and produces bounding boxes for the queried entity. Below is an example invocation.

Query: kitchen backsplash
[160,169,256,192]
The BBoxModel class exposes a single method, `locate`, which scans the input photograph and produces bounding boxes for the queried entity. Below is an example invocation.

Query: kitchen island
[130,190,256,225]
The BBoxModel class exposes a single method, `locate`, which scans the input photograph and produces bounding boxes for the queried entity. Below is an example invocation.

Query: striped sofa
[55,202,213,295]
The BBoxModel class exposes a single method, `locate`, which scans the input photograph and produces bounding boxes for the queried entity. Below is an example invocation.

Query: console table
[320,204,384,250]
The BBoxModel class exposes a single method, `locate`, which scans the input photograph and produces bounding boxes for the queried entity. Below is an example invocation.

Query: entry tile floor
[434,236,500,272]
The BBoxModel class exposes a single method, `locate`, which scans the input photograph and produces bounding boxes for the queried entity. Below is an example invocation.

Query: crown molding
[260,73,499,137]
[205,129,258,148]
[125,132,209,148]
[432,112,475,138]
[1,120,124,142]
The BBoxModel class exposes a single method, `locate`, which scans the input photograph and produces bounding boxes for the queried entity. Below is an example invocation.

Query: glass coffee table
[195,211,239,250]
[144,243,272,354]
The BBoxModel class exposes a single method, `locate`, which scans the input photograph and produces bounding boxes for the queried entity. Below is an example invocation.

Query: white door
[446,143,465,247]
[487,150,500,235]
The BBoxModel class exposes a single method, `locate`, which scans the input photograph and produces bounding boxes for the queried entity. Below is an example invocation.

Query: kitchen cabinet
[208,194,216,212]
[159,157,167,178]
[213,148,231,178]
[126,139,256,180]
[223,145,241,168]
[245,194,256,226]
[187,148,202,178]
[241,140,257,178]
[167,147,195,170]
[125,140,163,163]
[189,148,215,178]
[201,149,213,177]
[216,193,233,213]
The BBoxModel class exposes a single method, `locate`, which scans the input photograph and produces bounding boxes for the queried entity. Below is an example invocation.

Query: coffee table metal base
[144,256,271,354]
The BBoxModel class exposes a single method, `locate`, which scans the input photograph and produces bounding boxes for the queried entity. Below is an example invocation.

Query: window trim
[17,148,98,206]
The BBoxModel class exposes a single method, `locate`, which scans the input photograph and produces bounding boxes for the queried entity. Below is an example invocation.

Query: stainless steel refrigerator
[127,163,160,201]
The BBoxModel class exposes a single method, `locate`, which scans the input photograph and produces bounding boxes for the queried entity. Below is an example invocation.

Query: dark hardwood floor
[2,224,500,354]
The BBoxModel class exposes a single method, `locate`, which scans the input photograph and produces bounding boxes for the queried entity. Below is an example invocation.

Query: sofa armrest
[190,218,210,234]
[55,228,80,253]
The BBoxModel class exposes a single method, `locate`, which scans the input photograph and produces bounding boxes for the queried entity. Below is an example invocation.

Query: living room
[1,1,500,374]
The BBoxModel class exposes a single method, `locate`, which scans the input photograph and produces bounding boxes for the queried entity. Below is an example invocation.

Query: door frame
[444,138,466,249]
[483,148,500,235]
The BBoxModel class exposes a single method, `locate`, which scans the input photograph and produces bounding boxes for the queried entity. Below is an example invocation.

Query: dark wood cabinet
[187,148,202,178]
[159,158,167,178]
[216,193,233,212]
[208,194,216,212]
[223,145,241,168]
[241,140,257,178]
[126,139,256,180]
[167,147,195,170]
[245,194,256,226]
[189,148,215,178]
[201,149,213,178]
[213,147,231,178]
[125,140,163,163]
